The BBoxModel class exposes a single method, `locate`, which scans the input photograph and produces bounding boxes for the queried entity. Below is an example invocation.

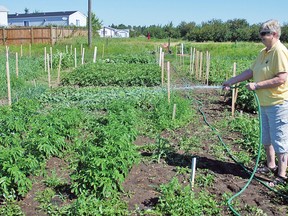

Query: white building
[98,26,129,38]
[8,11,87,27]
[0,5,9,27]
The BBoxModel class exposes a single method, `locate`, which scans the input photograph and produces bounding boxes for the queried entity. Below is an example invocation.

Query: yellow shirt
[251,40,288,106]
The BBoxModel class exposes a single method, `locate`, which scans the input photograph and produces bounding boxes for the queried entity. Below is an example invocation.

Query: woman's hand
[222,80,234,90]
[246,82,258,91]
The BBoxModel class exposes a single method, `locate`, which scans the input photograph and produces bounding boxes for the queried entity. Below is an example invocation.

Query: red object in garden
[147,32,151,40]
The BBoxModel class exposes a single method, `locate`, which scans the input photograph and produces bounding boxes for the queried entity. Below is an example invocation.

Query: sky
[1,0,288,27]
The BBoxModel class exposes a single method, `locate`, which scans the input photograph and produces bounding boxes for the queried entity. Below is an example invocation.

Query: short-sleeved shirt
[251,40,288,106]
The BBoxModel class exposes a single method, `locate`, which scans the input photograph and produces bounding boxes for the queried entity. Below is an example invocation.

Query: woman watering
[223,19,288,186]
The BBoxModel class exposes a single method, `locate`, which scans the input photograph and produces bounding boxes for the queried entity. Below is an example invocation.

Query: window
[24,21,29,26]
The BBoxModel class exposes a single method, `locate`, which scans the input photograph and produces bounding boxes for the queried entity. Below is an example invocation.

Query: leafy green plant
[0,198,24,216]
[43,169,67,189]
[67,194,129,215]
[153,177,221,215]
[196,169,215,187]
[229,114,263,158]
[61,62,161,87]
[152,136,174,163]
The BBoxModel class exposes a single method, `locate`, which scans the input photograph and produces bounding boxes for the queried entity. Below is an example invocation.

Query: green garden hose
[226,90,262,216]
[194,87,288,216]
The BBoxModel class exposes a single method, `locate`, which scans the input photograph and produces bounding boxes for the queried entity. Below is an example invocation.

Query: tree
[89,12,103,36]
[177,21,196,39]
[227,19,250,42]
[24,8,29,14]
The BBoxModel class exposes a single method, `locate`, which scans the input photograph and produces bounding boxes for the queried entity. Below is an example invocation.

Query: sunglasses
[259,31,273,36]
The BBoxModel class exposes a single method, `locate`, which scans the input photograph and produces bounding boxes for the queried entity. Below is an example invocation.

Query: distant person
[147,32,151,40]
[223,19,288,187]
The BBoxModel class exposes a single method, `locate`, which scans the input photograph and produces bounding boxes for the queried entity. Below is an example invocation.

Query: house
[8,11,87,27]
[0,5,9,26]
[98,26,129,38]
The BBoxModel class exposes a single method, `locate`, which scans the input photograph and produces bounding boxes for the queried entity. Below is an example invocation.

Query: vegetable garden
[0,37,287,215]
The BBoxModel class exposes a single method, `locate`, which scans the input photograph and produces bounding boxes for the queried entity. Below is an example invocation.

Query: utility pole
[88,0,92,48]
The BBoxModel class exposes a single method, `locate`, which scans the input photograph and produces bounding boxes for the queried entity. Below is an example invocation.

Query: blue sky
[1,0,288,27]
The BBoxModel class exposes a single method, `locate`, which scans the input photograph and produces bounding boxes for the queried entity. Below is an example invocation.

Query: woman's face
[259,29,275,47]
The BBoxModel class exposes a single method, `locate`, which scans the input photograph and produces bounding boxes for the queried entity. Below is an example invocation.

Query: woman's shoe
[256,165,278,175]
[268,175,287,187]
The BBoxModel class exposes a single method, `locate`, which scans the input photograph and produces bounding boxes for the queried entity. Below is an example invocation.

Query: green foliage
[70,101,140,198]
[0,199,24,216]
[102,53,157,64]
[152,136,174,163]
[0,56,46,99]
[52,50,74,69]
[62,62,161,87]
[141,93,196,131]
[196,169,215,187]
[43,169,68,189]
[67,194,129,215]
[0,99,84,198]
[236,86,257,112]
[153,177,221,215]
[229,114,264,160]
[34,188,70,215]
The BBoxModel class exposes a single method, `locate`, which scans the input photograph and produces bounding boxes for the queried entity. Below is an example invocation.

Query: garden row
[1,51,223,215]
[1,39,279,215]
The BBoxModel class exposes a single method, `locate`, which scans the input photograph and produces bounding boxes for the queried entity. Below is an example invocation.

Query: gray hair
[260,19,281,37]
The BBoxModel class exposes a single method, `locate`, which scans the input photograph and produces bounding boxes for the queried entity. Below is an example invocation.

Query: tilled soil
[122,88,288,216]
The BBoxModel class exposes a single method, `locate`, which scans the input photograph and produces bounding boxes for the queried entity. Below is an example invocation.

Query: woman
[223,19,288,186]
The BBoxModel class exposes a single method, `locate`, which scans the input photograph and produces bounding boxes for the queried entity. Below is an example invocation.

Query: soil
[14,89,288,215]
[122,88,288,216]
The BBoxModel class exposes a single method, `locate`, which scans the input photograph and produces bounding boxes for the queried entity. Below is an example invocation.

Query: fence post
[2,28,5,45]
[50,26,53,45]
[30,27,34,44]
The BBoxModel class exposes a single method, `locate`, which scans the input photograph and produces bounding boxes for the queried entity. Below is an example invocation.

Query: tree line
[109,19,288,42]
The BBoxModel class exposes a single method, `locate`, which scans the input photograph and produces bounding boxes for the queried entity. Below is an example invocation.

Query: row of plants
[0,89,197,215]
[0,39,274,215]
[61,61,161,87]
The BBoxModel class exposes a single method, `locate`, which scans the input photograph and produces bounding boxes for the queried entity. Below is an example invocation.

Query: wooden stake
[6,61,11,106]
[206,51,211,85]
[167,61,171,104]
[74,48,77,68]
[44,47,47,72]
[93,46,97,63]
[50,47,53,71]
[192,48,196,76]
[189,47,193,74]
[81,48,85,65]
[15,52,19,78]
[20,44,23,57]
[57,53,62,84]
[5,46,11,105]
[195,51,199,80]
[172,104,177,120]
[159,47,162,67]
[199,52,203,82]
[232,62,237,117]
[191,157,197,190]
[161,52,165,87]
[29,44,31,57]
[47,54,51,88]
